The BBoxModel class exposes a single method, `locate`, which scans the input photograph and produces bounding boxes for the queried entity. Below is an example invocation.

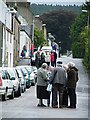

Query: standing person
[41,52,45,66]
[50,50,54,67]
[50,65,66,108]
[46,66,54,107]
[45,52,51,66]
[54,50,57,67]
[35,51,41,69]
[62,64,68,107]
[36,63,49,107]
[67,62,79,109]
[21,50,25,58]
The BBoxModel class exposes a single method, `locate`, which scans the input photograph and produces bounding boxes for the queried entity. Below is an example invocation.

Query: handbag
[46,84,52,92]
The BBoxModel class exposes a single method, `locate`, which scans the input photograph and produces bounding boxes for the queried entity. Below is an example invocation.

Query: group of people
[35,50,57,69]
[36,61,79,109]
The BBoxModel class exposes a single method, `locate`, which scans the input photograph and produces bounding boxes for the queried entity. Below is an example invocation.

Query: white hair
[67,62,75,68]
[41,63,48,69]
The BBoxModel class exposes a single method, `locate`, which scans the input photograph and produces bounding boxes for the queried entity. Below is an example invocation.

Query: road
[0,56,89,119]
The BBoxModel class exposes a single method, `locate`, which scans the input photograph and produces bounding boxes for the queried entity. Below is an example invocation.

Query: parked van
[41,46,52,52]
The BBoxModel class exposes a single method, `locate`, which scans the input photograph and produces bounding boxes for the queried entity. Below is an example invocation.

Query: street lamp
[82,9,89,27]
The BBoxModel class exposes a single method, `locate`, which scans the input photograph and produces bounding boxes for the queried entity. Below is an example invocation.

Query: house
[0,0,13,67]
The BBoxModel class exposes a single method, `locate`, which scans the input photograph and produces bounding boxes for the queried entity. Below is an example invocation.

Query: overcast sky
[28,0,85,5]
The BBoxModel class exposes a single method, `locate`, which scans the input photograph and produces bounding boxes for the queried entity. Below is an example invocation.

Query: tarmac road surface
[0,56,89,119]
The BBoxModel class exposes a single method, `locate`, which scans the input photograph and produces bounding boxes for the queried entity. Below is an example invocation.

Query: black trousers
[52,84,64,106]
[62,88,68,106]
[68,88,76,107]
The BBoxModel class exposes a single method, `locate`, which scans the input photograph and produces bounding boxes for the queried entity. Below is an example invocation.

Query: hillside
[30,4,82,15]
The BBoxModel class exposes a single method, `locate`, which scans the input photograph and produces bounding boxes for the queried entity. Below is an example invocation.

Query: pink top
[50,53,54,62]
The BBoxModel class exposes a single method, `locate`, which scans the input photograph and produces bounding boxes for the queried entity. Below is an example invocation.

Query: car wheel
[22,88,24,93]
[18,87,21,96]
[2,94,6,101]
[31,82,35,86]
[9,90,14,99]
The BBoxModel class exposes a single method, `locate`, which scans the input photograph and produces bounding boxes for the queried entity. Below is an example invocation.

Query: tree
[34,27,46,48]
[40,10,76,53]
[71,0,90,69]
[80,27,90,68]
[70,13,87,58]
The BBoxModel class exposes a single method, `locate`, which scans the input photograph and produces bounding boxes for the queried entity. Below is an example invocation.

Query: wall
[0,22,3,66]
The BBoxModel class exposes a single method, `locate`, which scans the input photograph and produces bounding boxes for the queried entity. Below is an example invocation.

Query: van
[41,46,52,52]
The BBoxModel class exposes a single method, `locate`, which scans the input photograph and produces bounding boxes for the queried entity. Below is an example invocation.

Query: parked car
[0,67,14,101]
[4,67,22,97]
[32,66,37,83]
[15,67,26,93]
[25,66,36,86]
[16,66,31,88]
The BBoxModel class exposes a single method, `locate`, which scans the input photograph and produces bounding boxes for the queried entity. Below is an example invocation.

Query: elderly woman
[36,63,49,107]
[67,62,79,109]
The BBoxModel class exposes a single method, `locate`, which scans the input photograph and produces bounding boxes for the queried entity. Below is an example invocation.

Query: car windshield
[21,68,27,74]
[25,67,32,73]
[2,70,8,79]
[16,69,22,77]
[7,69,15,78]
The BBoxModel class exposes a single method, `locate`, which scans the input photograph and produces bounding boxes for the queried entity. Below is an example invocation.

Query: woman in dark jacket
[67,62,79,108]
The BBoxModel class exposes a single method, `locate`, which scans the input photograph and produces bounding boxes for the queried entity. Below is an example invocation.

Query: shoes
[37,104,42,107]
[62,105,67,108]
[47,104,50,107]
[52,105,58,108]
[37,104,46,107]
[41,104,46,107]
[67,106,76,109]
[59,105,63,108]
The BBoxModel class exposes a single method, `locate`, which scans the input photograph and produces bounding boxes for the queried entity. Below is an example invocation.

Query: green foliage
[30,4,82,15]
[70,14,87,42]
[34,27,46,48]
[82,1,90,11]
[81,27,90,69]
[72,41,85,58]
[71,1,90,69]
[70,13,87,58]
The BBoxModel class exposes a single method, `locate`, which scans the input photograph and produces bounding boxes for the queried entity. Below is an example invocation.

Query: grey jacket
[50,67,66,85]
[37,68,48,86]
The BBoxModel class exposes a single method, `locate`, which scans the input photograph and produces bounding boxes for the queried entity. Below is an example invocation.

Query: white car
[0,68,14,101]
[16,66,31,88]
[41,46,52,52]
[4,67,22,97]
[15,67,26,93]
[22,66,36,86]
